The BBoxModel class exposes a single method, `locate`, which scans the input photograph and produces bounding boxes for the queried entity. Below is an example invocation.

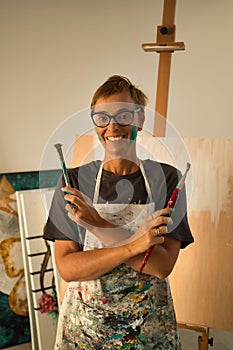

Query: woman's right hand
[124,207,173,256]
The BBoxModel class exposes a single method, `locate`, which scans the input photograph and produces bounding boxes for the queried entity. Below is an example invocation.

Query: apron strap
[93,161,153,204]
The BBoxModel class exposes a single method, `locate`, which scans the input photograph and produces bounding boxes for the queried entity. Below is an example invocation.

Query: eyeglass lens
[92,110,134,127]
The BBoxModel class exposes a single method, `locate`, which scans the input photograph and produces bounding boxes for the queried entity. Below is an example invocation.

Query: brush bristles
[54,143,62,150]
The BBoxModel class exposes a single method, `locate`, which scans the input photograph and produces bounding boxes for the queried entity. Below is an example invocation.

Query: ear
[137,111,145,131]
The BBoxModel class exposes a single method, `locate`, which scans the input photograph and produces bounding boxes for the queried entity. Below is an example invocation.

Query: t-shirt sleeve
[166,185,194,248]
[43,175,85,243]
[146,160,194,249]
[164,168,194,248]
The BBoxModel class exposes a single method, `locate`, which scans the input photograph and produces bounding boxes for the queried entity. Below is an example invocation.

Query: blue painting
[0,170,60,349]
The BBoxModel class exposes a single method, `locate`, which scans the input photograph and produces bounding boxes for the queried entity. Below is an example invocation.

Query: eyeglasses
[91,107,142,128]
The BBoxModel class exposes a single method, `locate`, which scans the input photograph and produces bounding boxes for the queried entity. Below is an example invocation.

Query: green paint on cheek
[130,125,137,143]
[96,130,101,141]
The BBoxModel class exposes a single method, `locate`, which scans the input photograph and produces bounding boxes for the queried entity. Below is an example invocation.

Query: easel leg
[178,323,213,350]
[198,328,210,350]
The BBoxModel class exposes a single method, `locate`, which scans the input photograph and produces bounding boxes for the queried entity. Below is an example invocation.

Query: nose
[107,118,119,130]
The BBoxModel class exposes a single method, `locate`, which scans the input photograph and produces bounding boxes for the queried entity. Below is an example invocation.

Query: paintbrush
[54,143,71,187]
[54,143,81,235]
[139,162,191,273]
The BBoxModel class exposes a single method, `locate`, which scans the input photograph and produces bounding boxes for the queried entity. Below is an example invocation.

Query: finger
[154,236,165,244]
[150,209,162,220]
[62,186,80,196]
[161,208,173,216]
[62,187,88,203]
[64,193,75,204]
[65,203,78,215]
[154,227,162,236]
[154,226,167,236]
[63,187,92,207]
[71,206,78,215]
[150,207,172,221]
[154,216,173,227]
[64,192,83,207]
[65,197,77,211]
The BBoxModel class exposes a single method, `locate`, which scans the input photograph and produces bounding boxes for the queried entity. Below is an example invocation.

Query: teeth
[107,136,123,141]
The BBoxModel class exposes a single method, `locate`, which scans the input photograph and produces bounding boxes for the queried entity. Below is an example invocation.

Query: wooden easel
[178,323,213,350]
[142,0,184,137]
[142,1,212,349]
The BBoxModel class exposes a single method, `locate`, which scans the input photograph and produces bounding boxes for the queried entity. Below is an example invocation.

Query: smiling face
[93,91,144,161]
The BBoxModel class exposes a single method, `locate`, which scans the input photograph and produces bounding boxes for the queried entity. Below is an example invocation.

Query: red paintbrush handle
[139,246,153,273]
[139,187,180,273]
[167,188,179,208]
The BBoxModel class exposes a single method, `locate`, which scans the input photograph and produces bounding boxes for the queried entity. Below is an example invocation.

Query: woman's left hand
[62,186,114,230]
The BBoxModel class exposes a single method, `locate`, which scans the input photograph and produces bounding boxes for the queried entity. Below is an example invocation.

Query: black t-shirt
[43,160,194,248]
[98,168,148,204]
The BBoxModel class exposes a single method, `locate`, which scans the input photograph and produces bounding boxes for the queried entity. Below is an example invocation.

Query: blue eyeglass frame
[90,107,142,128]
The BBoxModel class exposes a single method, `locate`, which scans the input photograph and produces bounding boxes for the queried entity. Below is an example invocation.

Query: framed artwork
[0,170,60,349]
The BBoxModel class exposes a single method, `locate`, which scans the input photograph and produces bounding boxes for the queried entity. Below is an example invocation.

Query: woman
[43,75,194,349]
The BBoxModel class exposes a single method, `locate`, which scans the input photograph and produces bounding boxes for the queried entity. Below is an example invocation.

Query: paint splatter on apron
[55,162,181,349]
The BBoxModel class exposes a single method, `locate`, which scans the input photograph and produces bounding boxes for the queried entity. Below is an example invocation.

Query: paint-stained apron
[55,162,181,350]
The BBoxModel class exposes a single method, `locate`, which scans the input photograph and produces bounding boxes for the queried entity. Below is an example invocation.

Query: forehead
[93,92,136,113]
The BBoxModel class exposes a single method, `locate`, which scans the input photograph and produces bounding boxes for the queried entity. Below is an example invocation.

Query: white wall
[0,0,232,173]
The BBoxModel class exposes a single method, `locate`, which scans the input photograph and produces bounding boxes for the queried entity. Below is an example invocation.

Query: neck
[102,156,140,175]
